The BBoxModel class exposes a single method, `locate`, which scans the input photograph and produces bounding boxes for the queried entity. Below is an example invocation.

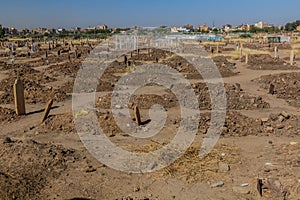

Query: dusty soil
[0,38,300,200]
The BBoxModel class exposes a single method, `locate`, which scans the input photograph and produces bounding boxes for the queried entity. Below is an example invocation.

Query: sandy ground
[0,38,300,200]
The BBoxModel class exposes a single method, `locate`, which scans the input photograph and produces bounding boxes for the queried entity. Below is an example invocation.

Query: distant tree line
[249,25,282,33]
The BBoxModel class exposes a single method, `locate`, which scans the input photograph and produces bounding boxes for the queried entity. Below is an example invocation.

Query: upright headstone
[133,105,141,126]
[13,79,26,115]
[245,53,249,64]
[269,84,275,95]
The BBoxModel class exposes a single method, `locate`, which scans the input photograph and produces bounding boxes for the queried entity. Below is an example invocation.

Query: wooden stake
[41,99,53,123]
[290,50,294,65]
[133,105,141,125]
[257,179,263,197]
[124,55,127,65]
[13,79,26,115]
[245,53,249,64]
[239,48,243,60]
[274,46,278,58]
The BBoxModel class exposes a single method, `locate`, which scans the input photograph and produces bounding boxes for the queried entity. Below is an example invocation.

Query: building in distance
[198,24,210,32]
[98,24,108,30]
[254,21,270,29]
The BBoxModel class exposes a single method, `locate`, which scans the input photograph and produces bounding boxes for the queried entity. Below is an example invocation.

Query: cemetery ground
[0,36,300,200]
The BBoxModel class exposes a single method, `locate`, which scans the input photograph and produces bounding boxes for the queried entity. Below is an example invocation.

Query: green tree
[0,27,4,38]
[212,28,219,34]
[285,20,300,31]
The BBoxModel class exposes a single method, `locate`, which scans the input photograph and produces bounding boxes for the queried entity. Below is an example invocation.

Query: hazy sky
[0,0,299,29]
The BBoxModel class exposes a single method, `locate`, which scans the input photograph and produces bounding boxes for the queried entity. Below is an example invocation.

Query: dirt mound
[212,56,238,77]
[192,82,270,110]
[243,43,292,50]
[97,111,122,137]
[255,72,300,107]
[96,82,269,111]
[0,64,55,91]
[131,48,171,62]
[40,112,75,133]
[0,107,19,124]
[0,78,69,104]
[47,61,81,78]
[0,64,68,104]
[92,109,299,139]
[0,63,22,71]
[0,67,70,104]
[244,54,296,70]
[200,111,300,137]
[198,111,261,137]
[0,138,86,200]
[104,48,236,80]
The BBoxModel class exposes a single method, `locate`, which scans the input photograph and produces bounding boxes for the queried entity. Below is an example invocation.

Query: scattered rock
[276,124,285,129]
[278,115,285,122]
[211,181,224,188]
[280,111,290,119]
[85,166,97,173]
[218,162,230,172]
[3,137,13,144]
[269,113,278,121]
[241,183,249,187]
[133,186,140,192]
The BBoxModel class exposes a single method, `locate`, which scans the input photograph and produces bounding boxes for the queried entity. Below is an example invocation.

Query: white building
[254,21,270,29]
[171,27,190,33]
